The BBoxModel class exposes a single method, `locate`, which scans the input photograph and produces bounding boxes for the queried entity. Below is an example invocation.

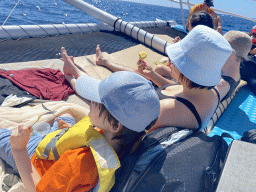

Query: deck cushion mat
[207,86,256,144]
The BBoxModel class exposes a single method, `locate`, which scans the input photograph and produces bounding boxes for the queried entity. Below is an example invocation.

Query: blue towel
[208,87,256,145]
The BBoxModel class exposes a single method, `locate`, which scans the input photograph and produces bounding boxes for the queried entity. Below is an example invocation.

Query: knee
[155,65,165,74]
[58,109,75,118]
[0,129,12,139]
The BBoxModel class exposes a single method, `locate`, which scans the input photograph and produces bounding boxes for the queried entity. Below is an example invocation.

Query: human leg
[154,65,173,80]
[61,47,86,79]
[95,44,137,73]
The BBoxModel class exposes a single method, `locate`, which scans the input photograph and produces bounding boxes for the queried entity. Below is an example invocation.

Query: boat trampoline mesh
[0,31,140,64]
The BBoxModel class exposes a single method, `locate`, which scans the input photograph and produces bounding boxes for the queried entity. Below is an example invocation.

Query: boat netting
[0,31,138,64]
[0,26,185,64]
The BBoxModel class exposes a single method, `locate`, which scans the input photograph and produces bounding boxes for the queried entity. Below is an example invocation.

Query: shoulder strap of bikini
[212,87,220,104]
[168,96,202,129]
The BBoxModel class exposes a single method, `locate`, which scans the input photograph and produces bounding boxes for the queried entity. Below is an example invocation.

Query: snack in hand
[155,61,170,66]
[139,51,147,60]
[139,51,147,69]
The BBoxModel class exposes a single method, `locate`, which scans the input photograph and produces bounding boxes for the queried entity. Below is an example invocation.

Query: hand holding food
[139,51,147,60]
[139,51,147,69]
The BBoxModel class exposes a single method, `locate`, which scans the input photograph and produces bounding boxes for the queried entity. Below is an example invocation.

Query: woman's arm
[137,60,176,87]
[10,125,41,192]
[215,78,230,101]
[211,12,223,34]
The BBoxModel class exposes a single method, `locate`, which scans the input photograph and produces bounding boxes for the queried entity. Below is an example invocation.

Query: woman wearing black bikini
[137,25,232,132]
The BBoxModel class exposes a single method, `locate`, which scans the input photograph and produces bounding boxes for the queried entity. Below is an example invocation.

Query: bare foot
[70,56,74,63]
[95,44,107,66]
[61,47,79,76]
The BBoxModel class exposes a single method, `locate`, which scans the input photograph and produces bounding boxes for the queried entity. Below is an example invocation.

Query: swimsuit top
[156,84,220,129]
[221,75,240,102]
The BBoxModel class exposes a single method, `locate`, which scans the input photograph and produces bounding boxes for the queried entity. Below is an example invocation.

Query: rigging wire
[170,0,174,21]
[2,0,21,27]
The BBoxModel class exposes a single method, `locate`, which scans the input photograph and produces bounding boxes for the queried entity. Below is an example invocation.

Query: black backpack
[240,55,256,95]
[110,127,229,192]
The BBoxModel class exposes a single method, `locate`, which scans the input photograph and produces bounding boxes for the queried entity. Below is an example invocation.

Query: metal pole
[179,0,187,32]
[62,0,171,54]
[187,0,191,11]
[62,0,117,26]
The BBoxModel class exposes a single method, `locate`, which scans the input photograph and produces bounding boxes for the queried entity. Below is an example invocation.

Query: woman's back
[149,25,232,132]
[149,83,220,132]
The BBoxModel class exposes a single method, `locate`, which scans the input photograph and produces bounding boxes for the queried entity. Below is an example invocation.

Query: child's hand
[10,125,32,151]
[174,36,181,43]
[137,60,154,79]
[56,118,71,129]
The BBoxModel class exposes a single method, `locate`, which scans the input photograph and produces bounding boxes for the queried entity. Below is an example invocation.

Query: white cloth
[0,101,89,132]
[0,101,89,191]
[1,94,33,107]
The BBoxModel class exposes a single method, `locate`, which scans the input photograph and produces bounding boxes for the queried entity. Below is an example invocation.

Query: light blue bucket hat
[75,71,160,132]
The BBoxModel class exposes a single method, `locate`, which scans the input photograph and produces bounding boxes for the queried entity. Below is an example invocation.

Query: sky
[121,0,256,20]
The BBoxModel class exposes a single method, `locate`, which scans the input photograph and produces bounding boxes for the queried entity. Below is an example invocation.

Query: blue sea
[1,0,256,34]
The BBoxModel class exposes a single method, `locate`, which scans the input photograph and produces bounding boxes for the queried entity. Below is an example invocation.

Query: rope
[119,20,123,32]
[52,25,62,35]
[144,32,147,44]
[75,24,84,33]
[37,25,50,37]
[130,25,135,36]
[150,35,155,48]
[113,17,122,31]
[94,23,101,31]
[85,23,95,32]
[123,22,129,34]
[0,27,14,39]
[136,28,141,41]
[18,25,31,38]
[62,23,72,34]
[2,0,21,26]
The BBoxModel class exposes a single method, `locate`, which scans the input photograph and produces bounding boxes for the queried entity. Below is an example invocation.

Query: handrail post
[187,0,191,11]
[179,0,187,32]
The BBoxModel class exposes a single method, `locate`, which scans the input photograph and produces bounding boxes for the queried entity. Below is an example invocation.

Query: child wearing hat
[219,30,252,101]
[10,56,160,192]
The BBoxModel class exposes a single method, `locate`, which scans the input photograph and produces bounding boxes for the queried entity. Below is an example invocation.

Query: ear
[110,122,122,133]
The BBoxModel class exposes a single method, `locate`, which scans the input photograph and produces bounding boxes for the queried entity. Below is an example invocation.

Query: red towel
[0,68,75,101]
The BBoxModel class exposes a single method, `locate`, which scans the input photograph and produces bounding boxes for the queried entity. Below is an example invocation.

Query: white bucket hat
[166,25,232,86]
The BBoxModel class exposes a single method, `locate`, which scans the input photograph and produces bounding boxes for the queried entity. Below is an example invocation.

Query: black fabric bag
[240,129,256,144]
[111,127,229,192]
[240,54,256,81]
[240,55,256,95]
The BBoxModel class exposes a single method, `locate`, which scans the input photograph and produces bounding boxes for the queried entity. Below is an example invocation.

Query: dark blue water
[0,0,255,34]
